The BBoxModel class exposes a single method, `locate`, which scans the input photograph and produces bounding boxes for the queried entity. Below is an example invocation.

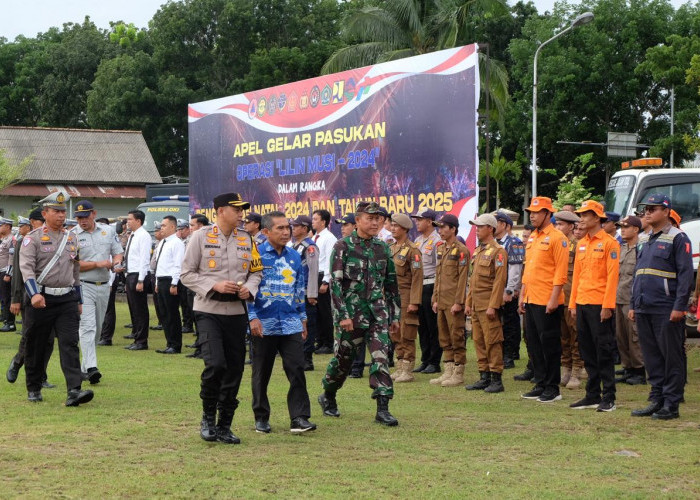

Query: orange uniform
[521,224,569,306]
[568,229,620,309]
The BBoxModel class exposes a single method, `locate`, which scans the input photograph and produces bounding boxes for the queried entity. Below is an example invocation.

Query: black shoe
[596,400,616,412]
[625,375,646,385]
[255,420,271,433]
[631,401,663,417]
[503,358,515,369]
[150,324,163,331]
[514,369,534,381]
[521,387,544,400]
[97,339,112,346]
[318,392,340,417]
[465,371,490,391]
[186,351,202,359]
[422,364,440,374]
[303,361,314,371]
[413,362,428,373]
[314,346,333,355]
[41,380,56,389]
[0,323,16,332]
[483,372,504,393]
[569,396,601,409]
[290,417,317,433]
[217,427,241,444]
[123,323,133,329]
[182,326,194,334]
[87,368,102,385]
[65,389,94,407]
[614,368,626,375]
[375,396,398,426]
[156,347,180,354]
[615,369,631,383]
[537,392,562,403]
[348,371,363,378]
[185,343,198,349]
[123,334,136,339]
[125,343,148,350]
[651,407,679,420]
[28,391,43,402]
[6,359,19,383]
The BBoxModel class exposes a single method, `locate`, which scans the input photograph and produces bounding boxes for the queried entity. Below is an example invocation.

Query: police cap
[38,191,69,211]
[410,208,437,220]
[290,215,313,228]
[213,192,251,210]
[74,200,95,217]
[245,212,262,224]
[29,208,44,222]
[335,213,356,225]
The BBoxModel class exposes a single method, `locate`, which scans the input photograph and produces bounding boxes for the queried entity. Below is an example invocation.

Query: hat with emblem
[28,208,44,222]
[554,210,580,224]
[433,213,459,229]
[604,211,621,222]
[492,208,519,224]
[0,217,12,226]
[73,200,94,217]
[494,211,514,226]
[410,208,438,220]
[575,200,606,219]
[176,218,189,229]
[639,193,671,208]
[525,196,554,213]
[335,213,356,225]
[391,213,413,230]
[290,215,313,228]
[355,201,383,215]
[617,215,642,229]
[245,212,262,224]
[469,213,498,229]
[153,220,162,230]
[38,191,69,211]
[213,192,251,210]
[17,216,30,226]
[670,209,681,227]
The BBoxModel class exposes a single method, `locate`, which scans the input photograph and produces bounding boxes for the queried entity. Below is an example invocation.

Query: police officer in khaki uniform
[465,214,508,393]
[180,192,263,444]
[388,213,423,383]
[0,217,16,332]
[19,191,94,407]
[430,214,470,387]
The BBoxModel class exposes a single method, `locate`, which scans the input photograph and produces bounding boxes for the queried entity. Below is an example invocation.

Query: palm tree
[321,0,510,128]
[479,147,520,209]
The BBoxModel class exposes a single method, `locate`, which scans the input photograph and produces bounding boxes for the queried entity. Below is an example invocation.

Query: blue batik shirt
[248,241,307,335]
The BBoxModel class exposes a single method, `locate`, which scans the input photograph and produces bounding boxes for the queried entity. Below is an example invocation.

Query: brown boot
[566,367,581,390]
[560,366,572,387]
[441,363,465,387]
[430,362,453,385]
[390,359,404,380]
[395,361,415,383]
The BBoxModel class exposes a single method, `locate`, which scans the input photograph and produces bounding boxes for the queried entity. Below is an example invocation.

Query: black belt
[81,280,107,286]
[211,292,240,302]
[157,276,173,281]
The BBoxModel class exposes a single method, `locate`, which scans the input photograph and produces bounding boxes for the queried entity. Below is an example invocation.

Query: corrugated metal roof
[0,183,146,199]
[0,127,162,185]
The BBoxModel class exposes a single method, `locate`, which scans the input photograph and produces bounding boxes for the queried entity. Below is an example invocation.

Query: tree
[685,53,700,154]
[0,149,33,191]
[479,147,520,209]
[551,153,597,208]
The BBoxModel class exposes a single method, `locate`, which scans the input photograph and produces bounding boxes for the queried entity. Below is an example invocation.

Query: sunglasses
[642,205,665,214]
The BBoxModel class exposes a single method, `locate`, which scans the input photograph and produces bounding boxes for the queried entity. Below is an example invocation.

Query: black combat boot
[200,400,218,442]
[465,371,490,390]
[318,391,340,417]
[484,372,505,393]
[375,396,398,426]
[615,368,631,383]
[216,404,241,444]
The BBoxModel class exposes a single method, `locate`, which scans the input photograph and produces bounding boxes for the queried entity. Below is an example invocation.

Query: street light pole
[531,11,594,199]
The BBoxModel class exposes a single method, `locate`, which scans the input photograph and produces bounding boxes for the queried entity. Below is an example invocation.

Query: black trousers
[156,277,182,351]
[418,284,442,366]
[179,282,193,329]
[23,292,82,392]
[13,304,54,381]
[636,312,685,409]
[316,273,333,349]
[576,304,616,402]
[147,273,163,326]
[524,303,563,395]
[126,273,149,346]
[0,273,14,324]
[197,312,247,409]
[100,278,118,342]
[501,298,521,360]
[302,300,318,355]
[251,332,311,421]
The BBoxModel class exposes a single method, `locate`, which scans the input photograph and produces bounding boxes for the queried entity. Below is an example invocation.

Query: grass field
[1,301,699,499]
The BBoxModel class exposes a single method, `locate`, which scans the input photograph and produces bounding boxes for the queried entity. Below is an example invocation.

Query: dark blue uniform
[632,224,693,413]
[498,233,524,363]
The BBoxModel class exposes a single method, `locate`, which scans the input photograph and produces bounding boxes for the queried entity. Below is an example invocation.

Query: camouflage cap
[355,201,383,215]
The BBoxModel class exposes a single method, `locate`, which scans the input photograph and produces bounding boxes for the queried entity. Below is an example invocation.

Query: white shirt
[125,226,152,280]
[313,227,337,283]
[154,233,185,285]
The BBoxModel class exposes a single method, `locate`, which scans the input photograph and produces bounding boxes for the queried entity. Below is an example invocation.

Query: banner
[188,44,480,246]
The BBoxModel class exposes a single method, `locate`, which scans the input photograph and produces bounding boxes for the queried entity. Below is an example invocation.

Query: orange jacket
[521,223,569,306]
[568,229,620,309]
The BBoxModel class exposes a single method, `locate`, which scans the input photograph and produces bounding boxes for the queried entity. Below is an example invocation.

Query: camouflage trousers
[322,320,393,399]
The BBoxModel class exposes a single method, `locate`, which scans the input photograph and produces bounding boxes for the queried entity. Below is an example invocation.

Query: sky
[0,0,691,41]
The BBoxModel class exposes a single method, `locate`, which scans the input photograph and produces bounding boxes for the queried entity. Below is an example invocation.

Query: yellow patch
[70,246,75,251]
[428,239,433,245]
[485,248,493,256]
[209,250,216,256]
[212,226,219,234]
[101,231,106,236]
[41,236,50,241]
[399,247,409,257]
[451,248,458,255]
[206,233,218,238]
[243,253,249,259]
[281,268,294,284]
[207,238,218,244]
[208,259,216,269]
[242,262,248,270]
[237,236,247,242]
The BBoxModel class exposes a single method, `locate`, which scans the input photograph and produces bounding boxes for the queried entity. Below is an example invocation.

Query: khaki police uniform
[390,239,422,366]
[414,228,442,369]
[19,201,84,394]
[0,229,15,328]
[466,240,507,374]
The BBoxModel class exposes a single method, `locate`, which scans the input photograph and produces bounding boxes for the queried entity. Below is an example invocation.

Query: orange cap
[670,209,681,227]
[575,200,606,219]
[525,196,554,213]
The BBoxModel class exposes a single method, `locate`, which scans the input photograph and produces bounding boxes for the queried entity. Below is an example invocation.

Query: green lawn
[1,302,698,498]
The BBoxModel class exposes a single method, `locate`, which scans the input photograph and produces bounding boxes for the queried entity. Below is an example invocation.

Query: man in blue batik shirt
[249,211,317,434]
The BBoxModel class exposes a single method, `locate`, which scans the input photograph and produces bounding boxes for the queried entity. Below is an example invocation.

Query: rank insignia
[41,236,50,241]
[208,259,216,268]
[399,248,409,257]
[485,248,493,256]
[451,248,458,255]
[209,250,215,256]
[242,262,248,270]
[207,239,218,244]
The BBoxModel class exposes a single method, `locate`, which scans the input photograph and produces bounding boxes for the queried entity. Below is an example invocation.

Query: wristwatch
[505,290,513,296]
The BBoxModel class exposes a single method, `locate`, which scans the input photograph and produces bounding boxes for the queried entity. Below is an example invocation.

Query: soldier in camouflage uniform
[318,202,401,426]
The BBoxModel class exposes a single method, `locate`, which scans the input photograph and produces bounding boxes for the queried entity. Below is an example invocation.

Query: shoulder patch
[23,237,32,246]
[562,240,567,248]
[611,251,617,259]
[307,246,315,255]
